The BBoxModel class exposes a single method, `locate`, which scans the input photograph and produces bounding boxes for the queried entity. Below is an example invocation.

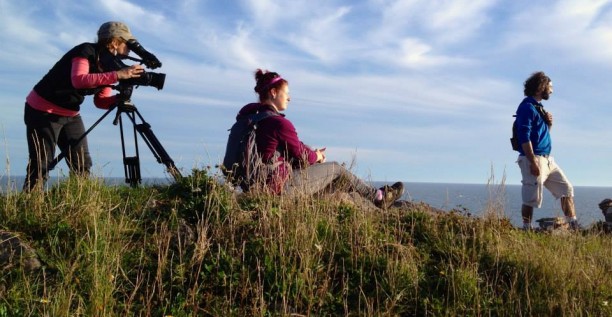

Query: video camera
[100,39,166,91]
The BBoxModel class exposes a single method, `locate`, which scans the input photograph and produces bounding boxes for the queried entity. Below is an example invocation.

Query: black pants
[24,104,92,190]
[283,161,378,200]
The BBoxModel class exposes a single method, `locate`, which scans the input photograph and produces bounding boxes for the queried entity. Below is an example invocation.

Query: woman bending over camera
[23,21,144,190]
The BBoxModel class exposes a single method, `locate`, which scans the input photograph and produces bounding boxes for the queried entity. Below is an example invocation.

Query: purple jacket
[237,103,318,193]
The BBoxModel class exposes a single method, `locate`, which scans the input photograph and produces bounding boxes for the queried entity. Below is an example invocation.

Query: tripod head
[115,83,134,101]
[111,84,137,125]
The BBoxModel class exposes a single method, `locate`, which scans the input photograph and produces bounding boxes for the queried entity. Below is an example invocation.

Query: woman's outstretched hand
[315,147,326,163]
[116,64,144,80]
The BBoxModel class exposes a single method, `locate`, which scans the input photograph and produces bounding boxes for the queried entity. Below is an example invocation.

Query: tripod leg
[123,156,141,187]
[118,112,142,186]
[115,106,182,182]
[120,108,182,181]
[136,122,182,181]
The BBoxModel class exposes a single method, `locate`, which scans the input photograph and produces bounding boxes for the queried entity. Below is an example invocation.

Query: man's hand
[521,141,540,176]
[529,160,541,177]
[546,112,553,127]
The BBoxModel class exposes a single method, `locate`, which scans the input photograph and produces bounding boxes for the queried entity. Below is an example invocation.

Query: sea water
[1,177,609,227]
[397,182,610,227]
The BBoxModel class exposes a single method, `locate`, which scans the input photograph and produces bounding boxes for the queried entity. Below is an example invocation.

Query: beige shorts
[517,155,574,208]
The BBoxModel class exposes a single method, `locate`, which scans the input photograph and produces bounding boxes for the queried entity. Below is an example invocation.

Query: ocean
[1,177,609,227]
[398,182,610,227]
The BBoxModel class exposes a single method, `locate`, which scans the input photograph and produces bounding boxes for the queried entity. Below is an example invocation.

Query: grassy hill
[1,169,611,316]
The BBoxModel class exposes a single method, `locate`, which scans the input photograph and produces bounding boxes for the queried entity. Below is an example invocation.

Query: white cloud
[0,1,63,67]
[0,3,45,43]
[97,0,165,26]
[3,0,612,186]
[501,0,612,67]
[425,0,497,40]
[353,0,499,70]
[226,24,263,69]
[287,6,353,63]
[375,0,497,42]
[242,0,282,29]
[395,37,473,69]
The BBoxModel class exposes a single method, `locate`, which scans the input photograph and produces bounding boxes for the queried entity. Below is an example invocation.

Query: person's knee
[560,196,574,206]
[324,161,342,169]
[327,161,349,173]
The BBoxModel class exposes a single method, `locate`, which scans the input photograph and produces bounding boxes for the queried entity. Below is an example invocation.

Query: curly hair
[523,71,551,97]
[254,69,288,102]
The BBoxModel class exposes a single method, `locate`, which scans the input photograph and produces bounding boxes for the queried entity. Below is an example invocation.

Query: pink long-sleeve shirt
[26,56,118,116]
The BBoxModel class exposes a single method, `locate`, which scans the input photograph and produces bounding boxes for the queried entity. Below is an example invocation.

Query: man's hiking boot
[375,182,404,209]
[521,223,534,232]
[568,220,582,231]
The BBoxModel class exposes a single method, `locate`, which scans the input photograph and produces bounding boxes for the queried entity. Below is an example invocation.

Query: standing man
[515,71,579,230]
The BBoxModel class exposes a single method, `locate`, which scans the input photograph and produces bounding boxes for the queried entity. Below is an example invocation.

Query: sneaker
[375,182,404,209]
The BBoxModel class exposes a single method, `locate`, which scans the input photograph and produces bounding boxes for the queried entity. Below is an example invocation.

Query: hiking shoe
[568,220,582,231]
[375,182,404,209]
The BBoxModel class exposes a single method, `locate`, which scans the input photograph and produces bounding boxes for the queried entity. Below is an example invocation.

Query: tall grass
[0,169,610,316]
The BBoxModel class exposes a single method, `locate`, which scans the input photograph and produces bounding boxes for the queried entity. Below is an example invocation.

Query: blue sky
[2,0,612,186]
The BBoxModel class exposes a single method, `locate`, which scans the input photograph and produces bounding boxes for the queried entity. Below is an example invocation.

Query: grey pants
[24,104,92,190]
[283,161,377,200]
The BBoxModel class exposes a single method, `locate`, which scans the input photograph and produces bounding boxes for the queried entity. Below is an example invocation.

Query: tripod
[48,84,182,186]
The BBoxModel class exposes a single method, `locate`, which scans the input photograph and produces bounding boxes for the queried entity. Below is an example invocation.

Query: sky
[2,0,612,187]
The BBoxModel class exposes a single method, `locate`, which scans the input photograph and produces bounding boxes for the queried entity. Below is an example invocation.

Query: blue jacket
[515,96,551,156]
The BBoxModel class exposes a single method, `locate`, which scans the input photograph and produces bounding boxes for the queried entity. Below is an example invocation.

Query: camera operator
[23,21,144,191]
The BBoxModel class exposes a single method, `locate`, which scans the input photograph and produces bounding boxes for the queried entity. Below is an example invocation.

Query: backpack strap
[245,110,279,124]
[238,110,280,190]
[533,103,552,126]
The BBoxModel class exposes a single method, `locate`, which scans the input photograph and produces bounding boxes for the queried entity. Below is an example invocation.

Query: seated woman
[230,69,404,208]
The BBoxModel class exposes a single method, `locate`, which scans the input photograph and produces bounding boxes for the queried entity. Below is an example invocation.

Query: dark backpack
[510,104,549,152]
[510,115,520,151]
[222,111,279,190]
